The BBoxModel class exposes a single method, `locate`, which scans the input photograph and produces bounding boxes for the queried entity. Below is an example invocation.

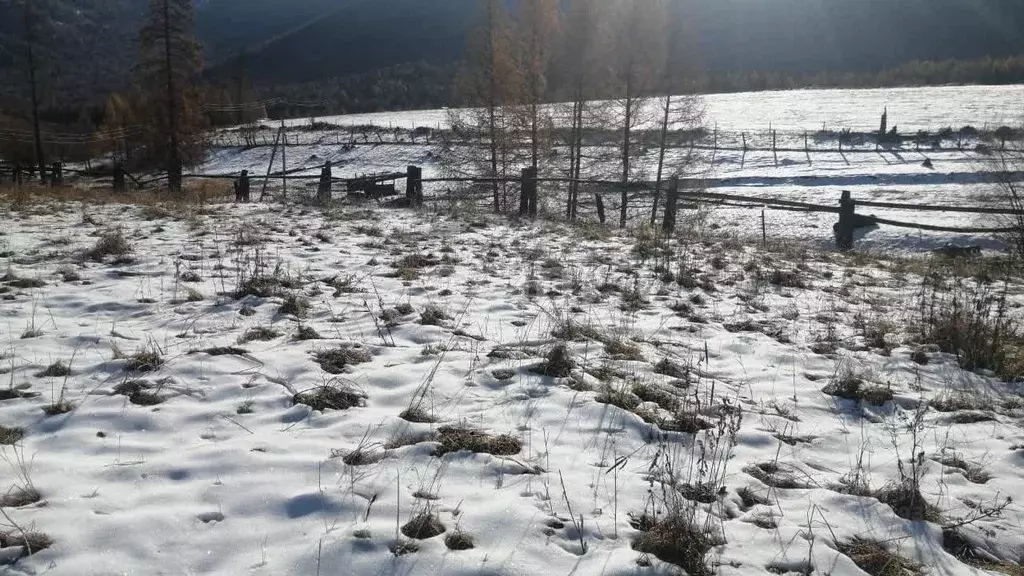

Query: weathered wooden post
[772,129,778,166]
[235,170,251,203]
[761,209,767,246]
[742,132,748,151]
[835,190,856,251]
[280,121,288,200]
[519,168,537,218]
[13,163,22,187]
[51,162,62,187]
[113,166,126,193]
[595,193,606,224]
[316,162,332,205]
[406,165,423,208]
[662,177,680,234]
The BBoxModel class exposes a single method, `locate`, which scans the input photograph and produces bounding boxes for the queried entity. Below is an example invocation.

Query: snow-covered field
[199,85,1024,253]
[1,197,1023,575]
[273,85,1024,133]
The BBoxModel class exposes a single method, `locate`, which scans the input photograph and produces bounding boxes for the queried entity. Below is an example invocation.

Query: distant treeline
[242,55,1024,119]
[15,54,1024,127]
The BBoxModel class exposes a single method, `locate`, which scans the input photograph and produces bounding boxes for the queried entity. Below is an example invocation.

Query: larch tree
[447,0,523,213]
[609,0,669,228]
[650,1,705,226]
[515,0,560,172]
[555,0,607,221]
[138,0,203,194]
[6,0,52,180]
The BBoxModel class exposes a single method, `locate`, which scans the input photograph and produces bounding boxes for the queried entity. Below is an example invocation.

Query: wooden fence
[3,159,1020,250]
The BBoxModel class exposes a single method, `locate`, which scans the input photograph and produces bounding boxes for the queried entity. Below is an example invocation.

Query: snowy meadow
[1,86,1024,576]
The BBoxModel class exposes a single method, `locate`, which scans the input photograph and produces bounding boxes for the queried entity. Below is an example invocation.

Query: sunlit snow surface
[200,85,1024,254]
[2,203,1023,576]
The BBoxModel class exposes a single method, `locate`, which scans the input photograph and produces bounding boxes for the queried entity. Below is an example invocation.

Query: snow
[202,85,1024,254]
[1,199,1023,575]
[271,85,1024,133]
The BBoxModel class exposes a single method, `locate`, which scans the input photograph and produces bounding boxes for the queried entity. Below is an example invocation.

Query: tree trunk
[652,94,672,227]
[620,79,633,228]
[24,0,46,181]
[163,0,182,194]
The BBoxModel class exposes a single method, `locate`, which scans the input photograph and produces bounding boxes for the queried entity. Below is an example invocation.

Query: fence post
[406,165,423,208]
[835,190,856,251]
[661,177,680,234]
[595,193,606,224]
[113,166,126,193]
[772,130,778,166]
[519,168,537,218]
[281,121,287,201]
[742,132,748,151]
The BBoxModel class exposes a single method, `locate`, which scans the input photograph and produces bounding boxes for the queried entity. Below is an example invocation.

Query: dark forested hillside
[0,0,1022,114]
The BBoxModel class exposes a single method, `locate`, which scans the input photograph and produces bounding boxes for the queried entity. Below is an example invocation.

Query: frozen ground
[198,85,1024,254]
[1,197,1023,575]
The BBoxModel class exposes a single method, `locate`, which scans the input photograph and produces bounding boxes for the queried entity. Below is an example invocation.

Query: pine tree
[138,0,203,194]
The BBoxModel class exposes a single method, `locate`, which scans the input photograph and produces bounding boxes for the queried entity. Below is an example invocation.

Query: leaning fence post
[835,190,856,251]
[406,165,423,208]
[662,177,679,234]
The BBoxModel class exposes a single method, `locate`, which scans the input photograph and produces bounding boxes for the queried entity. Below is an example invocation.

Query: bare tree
[555,0,606,221]
[138,0,203,194]
[447,0,523,213]
[515,0,560,172]
[609,0,668,227]
[651,3,705,226]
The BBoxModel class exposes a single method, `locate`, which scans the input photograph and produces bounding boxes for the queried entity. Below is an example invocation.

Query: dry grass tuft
[401,512,446,539]
[125,349,163,373]
[538,343,575,377]
[0,425,25,445]
[238,326,282,344]
[836,537,923,576]
[445,529,475,550]
[35,361,70,378]
[434,426,522,457]
[293,382,365,412]
[0,528,53,558]
[83,229,132,262]
[314,345,372,374]
[631,512,718,576]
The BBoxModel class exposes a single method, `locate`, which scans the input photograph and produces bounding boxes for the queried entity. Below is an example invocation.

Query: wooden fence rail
[4,159,1019,250]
